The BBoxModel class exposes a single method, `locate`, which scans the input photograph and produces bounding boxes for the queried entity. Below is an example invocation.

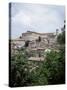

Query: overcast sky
[11,3,65,39]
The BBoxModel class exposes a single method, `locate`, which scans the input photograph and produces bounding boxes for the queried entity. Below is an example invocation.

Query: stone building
[11,30,58,60]
[11,30,58,50]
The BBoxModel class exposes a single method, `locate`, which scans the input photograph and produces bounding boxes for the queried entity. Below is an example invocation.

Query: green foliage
[10,49,32,87]
[10,48,49,87]
[10,45,65,86]
[57,20,65,45]
[57,31,65,44]
[45,50,65,84]
[10,22,65,86]
[29,63,48,86]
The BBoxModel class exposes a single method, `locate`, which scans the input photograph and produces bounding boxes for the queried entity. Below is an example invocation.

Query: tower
[56,29,59,36]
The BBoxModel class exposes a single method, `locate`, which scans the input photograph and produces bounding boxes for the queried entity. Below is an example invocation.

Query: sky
[11,3,65,39]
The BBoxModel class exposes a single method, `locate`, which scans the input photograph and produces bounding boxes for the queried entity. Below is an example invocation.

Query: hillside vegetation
[9,21,65,87]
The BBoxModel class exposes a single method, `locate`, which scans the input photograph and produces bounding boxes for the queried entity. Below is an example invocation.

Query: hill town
[11,30,59,61]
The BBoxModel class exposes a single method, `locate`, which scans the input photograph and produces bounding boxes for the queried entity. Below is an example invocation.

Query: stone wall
[11,31,57,53]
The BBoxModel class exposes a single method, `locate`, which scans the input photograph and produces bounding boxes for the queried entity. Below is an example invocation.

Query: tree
[10,21,65,87]
[10,49,32,87]
[57,31,65,44]
[45,50,65,84]
[43,21,65,84]
[29,63,48,85]
[57,20,65,44]
[45,21,65,84]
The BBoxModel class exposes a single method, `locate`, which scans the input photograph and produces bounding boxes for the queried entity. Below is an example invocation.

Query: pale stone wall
[11,40,25,49]
[11,31,57,52]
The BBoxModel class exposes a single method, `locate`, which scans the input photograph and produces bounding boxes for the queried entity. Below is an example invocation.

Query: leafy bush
[45,50,65,84]
[10,21,65,86]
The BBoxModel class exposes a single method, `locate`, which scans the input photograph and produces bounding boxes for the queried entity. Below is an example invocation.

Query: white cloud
[12,11,32,26]
[11,3,65,38]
